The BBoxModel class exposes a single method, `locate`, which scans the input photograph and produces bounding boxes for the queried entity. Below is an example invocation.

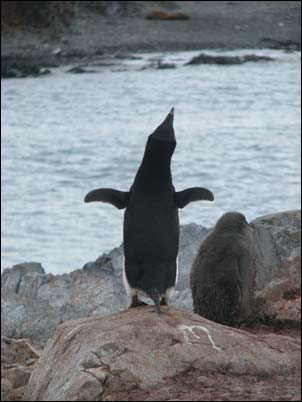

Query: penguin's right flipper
[84,188,129,209]
[174,187,214,209]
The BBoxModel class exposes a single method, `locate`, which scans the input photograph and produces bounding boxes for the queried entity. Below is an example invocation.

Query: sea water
[1,49,301,273]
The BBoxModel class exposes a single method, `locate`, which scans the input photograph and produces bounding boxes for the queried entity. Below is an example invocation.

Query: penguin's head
[144,108,176,159]
[215,212,250,234]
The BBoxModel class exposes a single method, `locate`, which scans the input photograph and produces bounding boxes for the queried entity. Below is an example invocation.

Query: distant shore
[1,1,301,76]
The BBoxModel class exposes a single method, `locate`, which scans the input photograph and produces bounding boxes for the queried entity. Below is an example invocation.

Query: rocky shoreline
[1,210,301,401]
[1,1,301,78]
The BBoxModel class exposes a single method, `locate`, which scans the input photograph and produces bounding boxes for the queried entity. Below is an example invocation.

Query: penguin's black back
[124,179,179,297]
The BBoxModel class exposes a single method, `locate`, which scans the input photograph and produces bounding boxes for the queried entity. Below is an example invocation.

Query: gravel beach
[1,1,301,74]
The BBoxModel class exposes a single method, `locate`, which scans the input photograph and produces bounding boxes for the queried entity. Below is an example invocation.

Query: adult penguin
[85,109,214,313]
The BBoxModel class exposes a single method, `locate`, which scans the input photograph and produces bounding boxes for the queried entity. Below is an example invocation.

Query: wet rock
[25,307,300,401]
[140,60,177,70]
[67,66,96,74]
[186,54,274,66]
[1,61,51,78]
[157,62,176,69]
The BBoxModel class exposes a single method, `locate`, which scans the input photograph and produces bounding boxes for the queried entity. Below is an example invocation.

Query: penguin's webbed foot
[129,295,148,309]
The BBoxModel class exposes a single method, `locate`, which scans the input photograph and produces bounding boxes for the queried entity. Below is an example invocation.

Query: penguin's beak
[149,108,176,144]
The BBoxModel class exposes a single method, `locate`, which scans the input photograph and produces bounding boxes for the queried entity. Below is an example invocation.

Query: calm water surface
[1,49,301,274]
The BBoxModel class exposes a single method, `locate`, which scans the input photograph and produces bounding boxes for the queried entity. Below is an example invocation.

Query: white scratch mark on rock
[178,325,223,352]
[63,327,80,340]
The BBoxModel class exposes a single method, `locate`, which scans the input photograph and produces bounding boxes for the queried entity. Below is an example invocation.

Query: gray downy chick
[190,212,255,326]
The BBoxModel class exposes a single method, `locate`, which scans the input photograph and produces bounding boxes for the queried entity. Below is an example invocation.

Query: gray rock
[1,263,45,293]
[25,307,301,401]
[252,210,301,324]
[177,223,210,291]
[1,289,59,342]
[250,210,301,290]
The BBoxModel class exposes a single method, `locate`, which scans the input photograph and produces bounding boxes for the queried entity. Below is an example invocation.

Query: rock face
[251,210,301,327]
[25,307,301,402]
[1,224,209,343]
[251,210,301,289]
[1,337,42,401]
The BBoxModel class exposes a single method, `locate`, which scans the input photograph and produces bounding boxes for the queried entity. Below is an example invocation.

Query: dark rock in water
[1,63,51,78]
[242,55,274,62]
[1,55,54,78]
[186,54,274,66]
[25,307,301,401]
[67,66,96,74]
[140,60,177,70]
[157,62,176,69]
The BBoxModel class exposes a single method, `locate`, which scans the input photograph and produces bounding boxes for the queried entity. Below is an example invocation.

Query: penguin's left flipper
[84,188,129,209]
[175,187,214,208]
